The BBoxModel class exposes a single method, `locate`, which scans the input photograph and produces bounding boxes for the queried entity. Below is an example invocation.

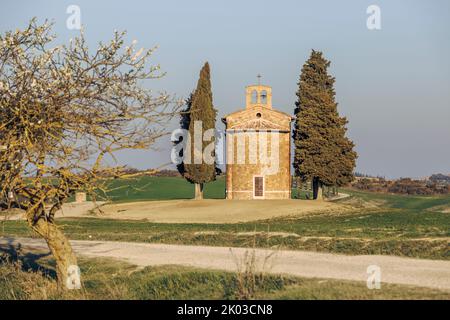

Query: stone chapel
[222,84,293,199]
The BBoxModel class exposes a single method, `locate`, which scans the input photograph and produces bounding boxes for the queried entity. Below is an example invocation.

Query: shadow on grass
[0,238,56,279]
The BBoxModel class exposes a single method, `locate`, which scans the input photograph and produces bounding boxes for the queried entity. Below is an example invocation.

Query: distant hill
[429,173,450,184]
[351,173,450,195]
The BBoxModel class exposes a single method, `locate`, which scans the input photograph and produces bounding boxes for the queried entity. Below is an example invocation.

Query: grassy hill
[100,176,226,201]
[1,178,449,299]
[342,188,450,211]
[2,177,449,260]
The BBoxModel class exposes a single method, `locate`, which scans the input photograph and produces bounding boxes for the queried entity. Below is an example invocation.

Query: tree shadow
[0,238,57,279]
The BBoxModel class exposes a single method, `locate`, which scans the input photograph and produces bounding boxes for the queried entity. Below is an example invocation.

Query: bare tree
[0,19,178,289]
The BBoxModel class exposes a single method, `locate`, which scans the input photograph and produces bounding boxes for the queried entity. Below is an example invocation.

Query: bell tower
[245,84,272,109]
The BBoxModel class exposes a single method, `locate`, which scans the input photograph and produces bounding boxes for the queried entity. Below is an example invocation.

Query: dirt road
[1,237,449,291]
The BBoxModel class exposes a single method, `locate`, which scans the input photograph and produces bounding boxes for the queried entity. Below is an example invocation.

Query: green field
[100,176,226,201]
[101,175,316,201]
[1,176,449,260]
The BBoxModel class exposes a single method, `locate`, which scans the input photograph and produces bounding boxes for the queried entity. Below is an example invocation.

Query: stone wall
[226,131,291,200]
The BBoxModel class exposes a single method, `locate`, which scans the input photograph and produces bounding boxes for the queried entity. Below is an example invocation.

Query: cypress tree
[293,50,357,199]
[175,92,193,177]
[183,62,217,199]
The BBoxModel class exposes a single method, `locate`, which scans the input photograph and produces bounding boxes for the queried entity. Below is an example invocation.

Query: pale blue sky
[1,0,449,178]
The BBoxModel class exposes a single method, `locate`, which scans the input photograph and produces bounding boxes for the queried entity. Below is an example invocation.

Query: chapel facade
[222,84,293,200]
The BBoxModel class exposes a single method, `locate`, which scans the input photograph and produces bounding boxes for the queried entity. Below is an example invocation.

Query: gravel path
[1,237,449,291]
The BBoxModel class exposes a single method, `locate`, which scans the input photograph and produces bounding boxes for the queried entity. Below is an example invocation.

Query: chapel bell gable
[245,85,272,109]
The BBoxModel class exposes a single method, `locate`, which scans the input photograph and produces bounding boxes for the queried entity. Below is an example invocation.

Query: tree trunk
[317,184,323,200]
[27,206,80,290]
[312,177,323,200]
[194,183,204,200]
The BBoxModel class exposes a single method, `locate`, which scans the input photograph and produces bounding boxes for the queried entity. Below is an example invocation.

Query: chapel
[222,84,293,199]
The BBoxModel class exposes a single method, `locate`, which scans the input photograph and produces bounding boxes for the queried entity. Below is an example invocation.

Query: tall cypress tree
[175,92,193,177]
[293,50,357,199]
[183,62,217,199]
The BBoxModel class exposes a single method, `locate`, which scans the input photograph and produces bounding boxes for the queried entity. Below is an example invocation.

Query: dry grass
[228,232,283,300]
[1,247,449,300]
[86,199,347,223]
[426,204,450,213]
[0,250,85,299]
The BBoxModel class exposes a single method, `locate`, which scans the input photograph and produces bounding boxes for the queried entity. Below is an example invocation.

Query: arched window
[251,90,258,104]
[260,90,267,104]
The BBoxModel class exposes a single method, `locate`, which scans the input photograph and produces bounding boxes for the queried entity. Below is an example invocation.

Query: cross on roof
[257,74,262,85]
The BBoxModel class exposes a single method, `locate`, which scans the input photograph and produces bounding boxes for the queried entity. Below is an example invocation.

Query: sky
[1,0,449,178]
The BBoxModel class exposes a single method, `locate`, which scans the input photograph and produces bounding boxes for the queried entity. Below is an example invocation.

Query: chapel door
[254,176,264,198]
